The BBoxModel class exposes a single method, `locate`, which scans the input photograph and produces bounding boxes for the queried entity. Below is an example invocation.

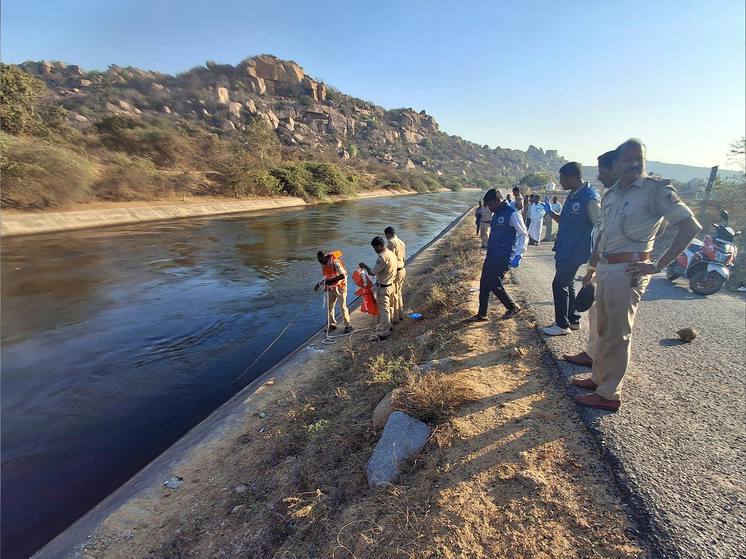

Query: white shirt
[509,211,529,258]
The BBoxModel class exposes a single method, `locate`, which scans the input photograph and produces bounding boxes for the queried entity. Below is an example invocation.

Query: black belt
[376,283,392,287]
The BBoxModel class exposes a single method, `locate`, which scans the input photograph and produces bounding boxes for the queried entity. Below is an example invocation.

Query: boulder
[116,99,135,112]
[372,389,400,430]
[245,99,257,113]
[216,87,230,105]
[280,116,295,131]
[71,113,88,123]
[367,412,430,487]
[405,159,415,170]
[228,102,243,117]
[162,105,172,115]
[248,75,267,96]
[222,120,236,131]
[78,79,92,87]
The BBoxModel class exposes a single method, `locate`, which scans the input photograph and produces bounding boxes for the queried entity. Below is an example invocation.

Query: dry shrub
[365,353,417,386]
[93,152,165,201]
[1,132,97,208]
[393,372,483,424]
[425,283,449,315]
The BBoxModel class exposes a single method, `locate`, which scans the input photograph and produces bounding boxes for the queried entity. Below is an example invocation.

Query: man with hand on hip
[468,188,528,322]
[572,139,700,411]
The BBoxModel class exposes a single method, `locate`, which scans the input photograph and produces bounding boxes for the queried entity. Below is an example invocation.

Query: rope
[231,305,307,387]
[320,288,370,345]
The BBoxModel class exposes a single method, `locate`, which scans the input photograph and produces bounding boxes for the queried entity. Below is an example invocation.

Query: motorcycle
[666,209,740,295]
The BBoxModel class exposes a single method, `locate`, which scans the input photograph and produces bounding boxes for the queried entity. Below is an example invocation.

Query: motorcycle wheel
[666,268,680,281]
[689,270,726,295]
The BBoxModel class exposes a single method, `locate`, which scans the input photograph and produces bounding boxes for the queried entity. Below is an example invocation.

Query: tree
[519,171,553,189]
[0,64,46,134]
[238,118,281,165]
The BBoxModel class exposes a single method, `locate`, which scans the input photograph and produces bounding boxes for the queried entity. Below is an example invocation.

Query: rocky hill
[18,55,566,185]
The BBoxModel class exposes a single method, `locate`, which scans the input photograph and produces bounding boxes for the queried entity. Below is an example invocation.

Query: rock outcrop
[17,55,567,185]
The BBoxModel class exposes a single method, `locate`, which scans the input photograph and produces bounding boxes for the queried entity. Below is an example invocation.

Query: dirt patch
[80,222,643,559]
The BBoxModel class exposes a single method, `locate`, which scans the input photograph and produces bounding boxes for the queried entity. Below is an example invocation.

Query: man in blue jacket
[541,162,601,336]
[468,188,528,322]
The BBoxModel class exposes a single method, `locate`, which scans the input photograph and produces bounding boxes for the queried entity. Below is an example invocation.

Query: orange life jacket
[322,251,346,291]
[352,269,379,316]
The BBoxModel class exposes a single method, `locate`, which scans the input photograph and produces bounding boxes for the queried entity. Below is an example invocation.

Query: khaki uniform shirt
[372,248,398,285]
[598,173,693,254]
[481,206,493,223]
[387,236,407,269]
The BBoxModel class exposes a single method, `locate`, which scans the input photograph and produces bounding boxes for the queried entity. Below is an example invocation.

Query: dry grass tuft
[393,372,484,424]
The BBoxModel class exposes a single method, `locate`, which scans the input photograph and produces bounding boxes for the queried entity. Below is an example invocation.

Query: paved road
[511,245,745,559]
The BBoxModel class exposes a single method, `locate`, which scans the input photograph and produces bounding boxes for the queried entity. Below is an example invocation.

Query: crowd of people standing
[472,138,701,412]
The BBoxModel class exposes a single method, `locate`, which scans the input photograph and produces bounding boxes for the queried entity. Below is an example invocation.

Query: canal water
[0,190,478,558]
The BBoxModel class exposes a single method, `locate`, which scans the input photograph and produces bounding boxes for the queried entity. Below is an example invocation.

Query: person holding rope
[315,250,353,334]
[359,236,397,342]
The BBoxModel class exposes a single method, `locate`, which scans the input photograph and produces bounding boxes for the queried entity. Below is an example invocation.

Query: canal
[1,190,478,558]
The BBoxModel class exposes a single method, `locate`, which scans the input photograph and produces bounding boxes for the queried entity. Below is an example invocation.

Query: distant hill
[646,161,741,183]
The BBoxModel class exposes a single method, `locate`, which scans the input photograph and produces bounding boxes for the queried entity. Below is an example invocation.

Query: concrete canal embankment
[0,188,436,237]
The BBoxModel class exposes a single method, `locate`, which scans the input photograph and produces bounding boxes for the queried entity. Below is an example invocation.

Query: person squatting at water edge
[540,161,601,336]
[563,149,619,368]
[467,188,528,323]
[315,250,354,334]
[359,236,398,342]
[572,138,701,411]
[384,226,407,324]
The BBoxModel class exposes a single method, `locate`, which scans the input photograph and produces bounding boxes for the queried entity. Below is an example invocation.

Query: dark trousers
[552,259,582,328]
[475,219,480,236]
[478,257,516,316]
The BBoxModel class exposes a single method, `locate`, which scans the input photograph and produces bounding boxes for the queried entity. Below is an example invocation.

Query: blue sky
[2,0,744,168]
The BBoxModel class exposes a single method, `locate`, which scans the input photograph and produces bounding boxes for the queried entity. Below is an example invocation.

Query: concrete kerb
[508,272,669,559]
[33,203,476,559]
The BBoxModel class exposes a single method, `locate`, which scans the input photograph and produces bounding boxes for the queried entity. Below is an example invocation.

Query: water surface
[1,191,478,558]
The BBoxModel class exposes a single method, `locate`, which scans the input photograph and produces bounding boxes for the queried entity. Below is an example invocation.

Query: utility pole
[699,166,718,224]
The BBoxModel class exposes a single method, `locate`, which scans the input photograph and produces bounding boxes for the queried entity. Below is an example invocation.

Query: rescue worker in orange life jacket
[315,251,353,333]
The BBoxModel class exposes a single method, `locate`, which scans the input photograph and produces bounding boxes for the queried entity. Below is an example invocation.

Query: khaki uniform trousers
[479,222,490,247]
[326,285,351,328]
[375,285,393,337]
[586,280,598,359]
[392,268,406,322]
[590,263,650,401]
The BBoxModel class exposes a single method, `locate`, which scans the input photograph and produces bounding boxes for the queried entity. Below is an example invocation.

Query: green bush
[0,133,97,208]
[270,162,318,199]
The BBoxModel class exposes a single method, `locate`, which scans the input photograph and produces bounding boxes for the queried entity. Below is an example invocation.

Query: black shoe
[328,325,337,331]
[501,307,522,320]
[343,326,353,334]
[466,315,488,322]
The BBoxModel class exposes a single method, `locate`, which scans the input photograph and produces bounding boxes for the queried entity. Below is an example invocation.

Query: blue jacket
[554,183,599,265]
[486,203,517,262]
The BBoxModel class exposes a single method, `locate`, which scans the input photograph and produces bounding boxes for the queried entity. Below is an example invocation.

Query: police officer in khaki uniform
[359,236,398,342]
[384,226,407,323]
[573,139,701,411]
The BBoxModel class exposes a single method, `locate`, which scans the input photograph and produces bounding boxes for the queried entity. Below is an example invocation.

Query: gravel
[512,245,746,559]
